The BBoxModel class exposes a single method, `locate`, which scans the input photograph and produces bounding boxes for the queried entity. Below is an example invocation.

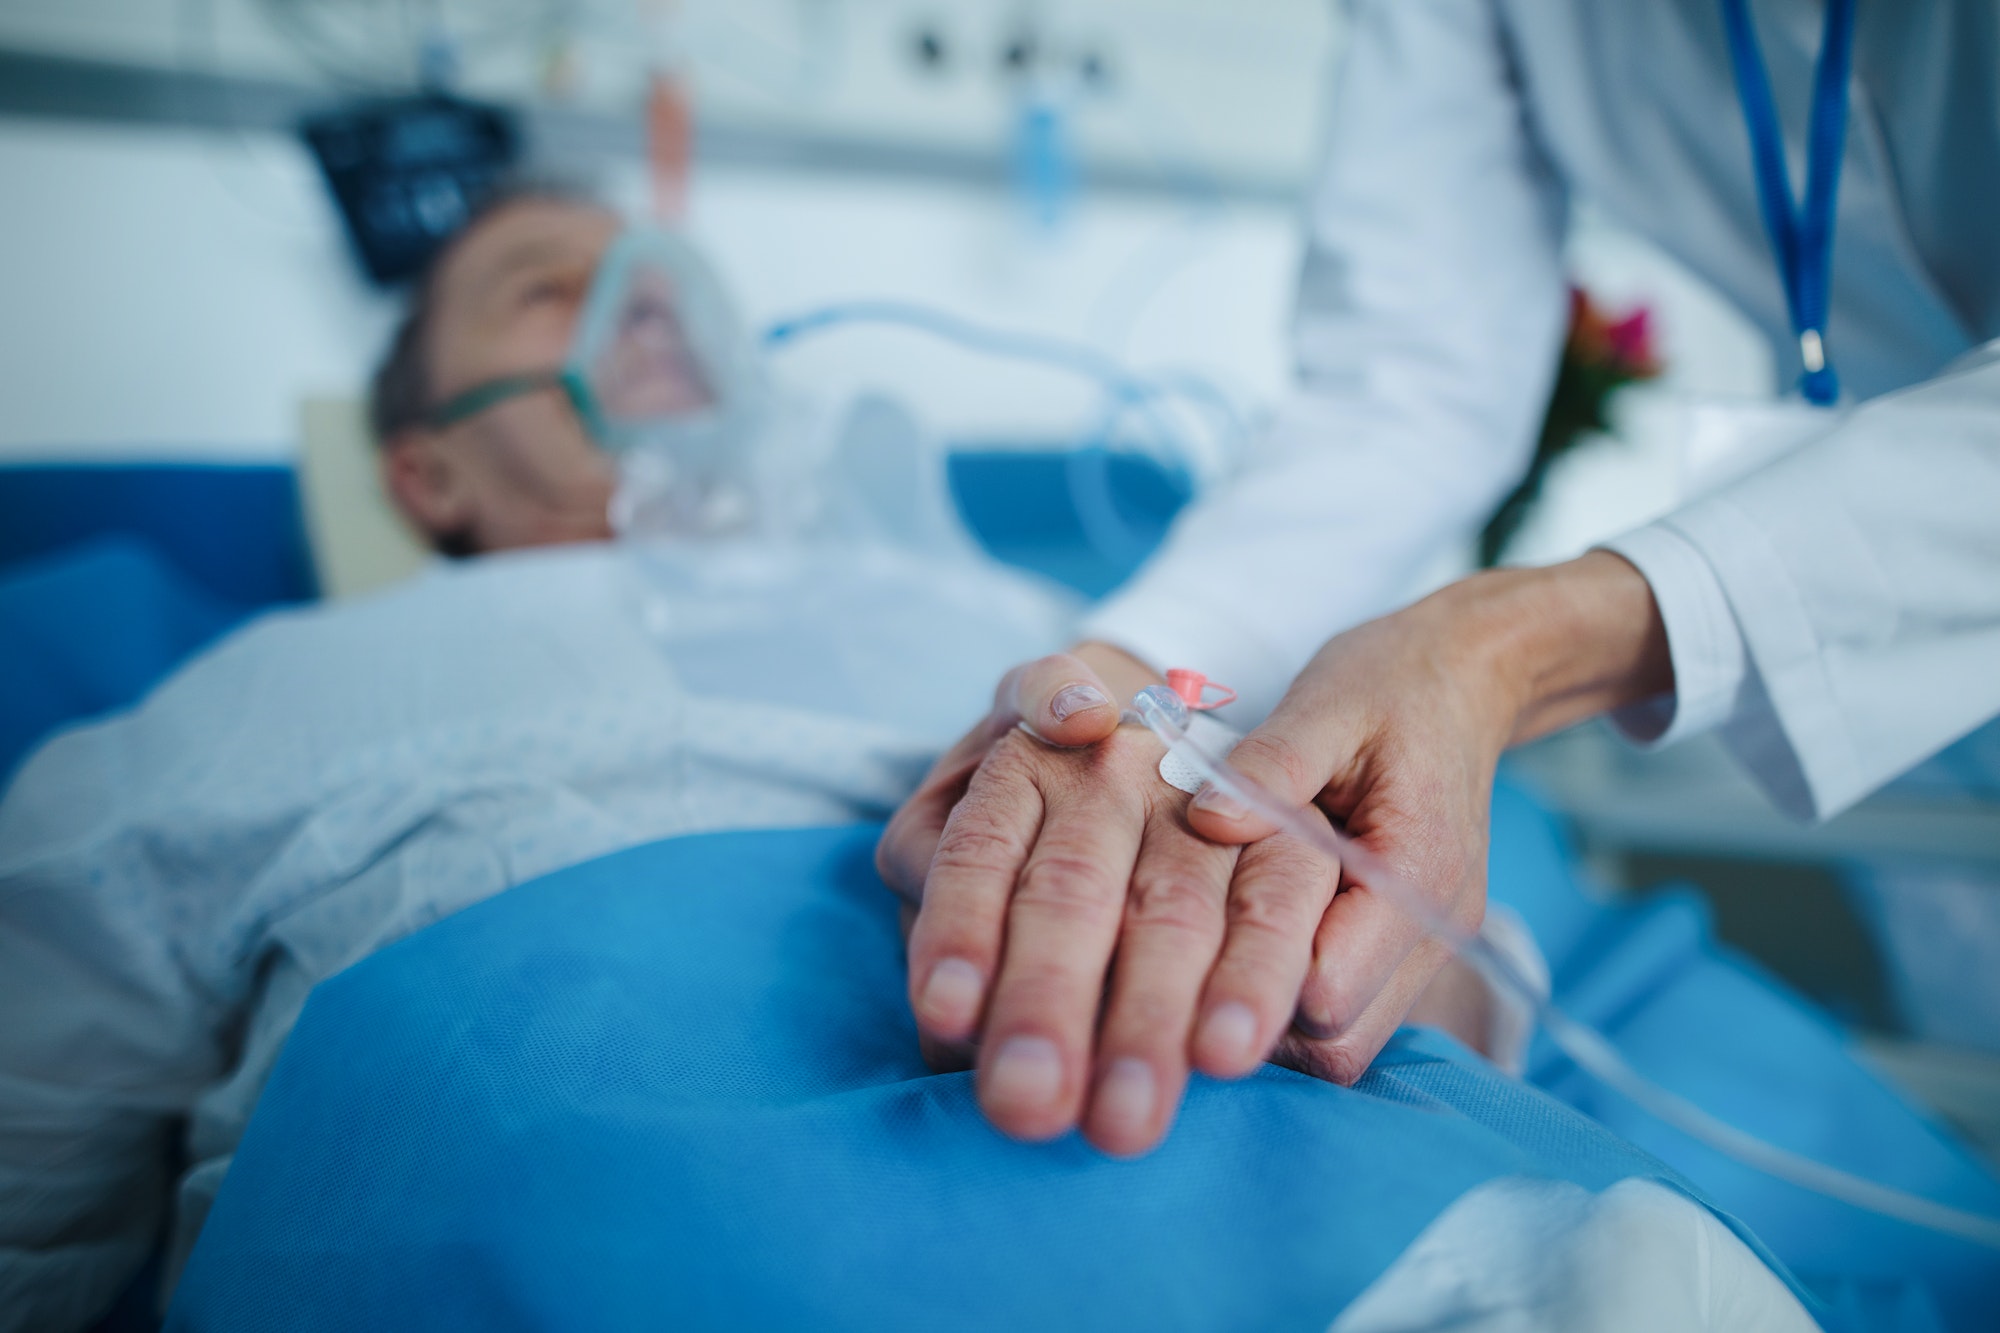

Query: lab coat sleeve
[1600,523,1753,749]
[1082,0,1570,714]
[1611,341,2000,820]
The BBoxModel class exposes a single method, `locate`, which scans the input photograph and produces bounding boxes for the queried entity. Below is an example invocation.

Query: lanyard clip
[1800,328,1827,374]
[1798,327,1839,405]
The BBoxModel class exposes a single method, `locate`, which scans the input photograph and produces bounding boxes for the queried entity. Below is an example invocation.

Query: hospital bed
[0,398,1190,784]
[3,414,1998,1332]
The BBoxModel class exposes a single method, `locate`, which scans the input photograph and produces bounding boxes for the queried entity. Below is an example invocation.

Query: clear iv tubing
[1129,684,2000,1251]
[761,300,1242,569]
[759,301,1244,481]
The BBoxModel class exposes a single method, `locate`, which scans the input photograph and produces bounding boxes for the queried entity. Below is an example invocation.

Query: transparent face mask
[571,227,766,539]
[421,226,767,538]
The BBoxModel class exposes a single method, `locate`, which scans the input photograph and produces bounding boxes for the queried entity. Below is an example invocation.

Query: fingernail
[1191,786,1248,820]
[919,958,983,1029]
[1200,1002,1259,1067]
[1049,683,1110,722]
[1095,1058,1157,1138]
[986,1036,1064,1113]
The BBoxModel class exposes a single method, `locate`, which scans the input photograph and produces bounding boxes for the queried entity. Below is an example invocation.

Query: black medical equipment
[302,95,519,286]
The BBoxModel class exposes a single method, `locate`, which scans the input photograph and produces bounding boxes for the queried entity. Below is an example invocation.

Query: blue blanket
[1486,786,2000,1328]
[0,538,256,788]
[169,823,1778,1332]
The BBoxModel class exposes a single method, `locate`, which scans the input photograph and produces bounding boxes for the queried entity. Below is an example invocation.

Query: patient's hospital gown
[0,544,1808,1331]
[0,541,1070,1327]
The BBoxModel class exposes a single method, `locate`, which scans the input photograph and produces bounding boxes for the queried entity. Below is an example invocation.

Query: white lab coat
[1083,0,2000,820]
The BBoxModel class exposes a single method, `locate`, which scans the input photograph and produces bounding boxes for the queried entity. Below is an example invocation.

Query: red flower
[1606,308,1656,370]
[1563,286,1661,379]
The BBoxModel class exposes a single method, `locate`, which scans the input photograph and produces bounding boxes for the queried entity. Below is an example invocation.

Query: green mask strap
[422,369,604,441]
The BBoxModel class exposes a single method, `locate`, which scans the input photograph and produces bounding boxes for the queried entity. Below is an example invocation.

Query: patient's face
[389,199,627,554]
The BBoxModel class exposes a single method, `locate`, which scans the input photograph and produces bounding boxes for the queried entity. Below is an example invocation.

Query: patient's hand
[877,645,1338,1157]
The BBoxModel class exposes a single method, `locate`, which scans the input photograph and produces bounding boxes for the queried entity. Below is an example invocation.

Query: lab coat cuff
[1596,525,1749,749]
[1661,496,1869,821]
[1080,587,1297,722]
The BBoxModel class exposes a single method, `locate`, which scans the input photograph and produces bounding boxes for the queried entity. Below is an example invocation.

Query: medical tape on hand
[1157,713,1240,794]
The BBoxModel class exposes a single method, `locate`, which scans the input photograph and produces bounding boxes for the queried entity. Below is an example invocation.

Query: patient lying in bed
[0,191,1820,1331]
[0,189,1063,1324]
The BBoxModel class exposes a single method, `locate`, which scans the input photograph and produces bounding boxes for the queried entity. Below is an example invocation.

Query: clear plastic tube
[759,302,1243,478]
[1129,684,2000,1251]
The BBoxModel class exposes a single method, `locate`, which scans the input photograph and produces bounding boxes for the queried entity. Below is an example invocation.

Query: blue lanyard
[1718,0,1857,405]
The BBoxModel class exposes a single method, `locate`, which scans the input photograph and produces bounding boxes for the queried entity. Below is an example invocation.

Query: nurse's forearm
[1071,551,1671,752]
[1436,549,1674,748]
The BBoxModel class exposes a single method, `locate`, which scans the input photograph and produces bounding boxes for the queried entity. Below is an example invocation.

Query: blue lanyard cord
[1719,0,1857,405]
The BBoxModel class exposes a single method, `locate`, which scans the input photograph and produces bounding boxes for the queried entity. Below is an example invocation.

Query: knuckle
[1124,874,1221,938]
[1312,1041,1369,1087]
[975,734,1043,782]
[997,958,1098,1008]
[1103,993,1185,1049]
[1016,853,1119,921]
[1226,884,1305,940]
[1257,831,1339,886]
[1282,1032,1370,1087]
[904,903,978,966]
[930,819,1022,877]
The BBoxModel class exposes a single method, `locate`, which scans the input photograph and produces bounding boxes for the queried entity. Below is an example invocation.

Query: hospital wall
[0,114,1773,564]
[0,117,1298,460]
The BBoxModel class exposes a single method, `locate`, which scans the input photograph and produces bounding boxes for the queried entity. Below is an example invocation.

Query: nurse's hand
[877,643,1340,1157]
[1187,552,1673,1081]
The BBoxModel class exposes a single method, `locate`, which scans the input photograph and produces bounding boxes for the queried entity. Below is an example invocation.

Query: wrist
[1430,551,1672,748]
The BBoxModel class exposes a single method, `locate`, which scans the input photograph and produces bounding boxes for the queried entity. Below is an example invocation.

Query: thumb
[1187,693,1354,844]
[1002,652,1121,748]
